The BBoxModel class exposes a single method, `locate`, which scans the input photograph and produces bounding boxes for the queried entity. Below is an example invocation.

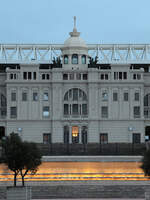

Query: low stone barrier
[6,186,31,200]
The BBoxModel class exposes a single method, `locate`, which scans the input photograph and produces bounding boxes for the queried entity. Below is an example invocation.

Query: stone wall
[38,143,146,156]
[0,184,150,199]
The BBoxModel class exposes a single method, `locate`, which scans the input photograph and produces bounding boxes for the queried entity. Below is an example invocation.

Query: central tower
[61,17,88,70]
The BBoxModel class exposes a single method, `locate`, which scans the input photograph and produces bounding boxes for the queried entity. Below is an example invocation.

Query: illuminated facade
[0,17,150,144]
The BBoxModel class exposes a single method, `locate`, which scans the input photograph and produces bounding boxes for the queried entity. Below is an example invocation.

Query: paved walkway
[42,155,142,162]
[32,199,144,200]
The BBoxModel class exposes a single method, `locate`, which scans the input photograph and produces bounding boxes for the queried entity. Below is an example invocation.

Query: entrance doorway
[72,126,79,143]
[0,127,5,140]
[145,126,150,141]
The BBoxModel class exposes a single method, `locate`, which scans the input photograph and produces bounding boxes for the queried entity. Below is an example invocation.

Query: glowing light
[72,126,79,137]
[0,162,148,182]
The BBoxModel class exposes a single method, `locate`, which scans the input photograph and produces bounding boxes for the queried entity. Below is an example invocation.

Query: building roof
[64,16,87,48]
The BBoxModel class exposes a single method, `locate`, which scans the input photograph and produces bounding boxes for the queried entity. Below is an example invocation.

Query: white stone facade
[0,21,150,145]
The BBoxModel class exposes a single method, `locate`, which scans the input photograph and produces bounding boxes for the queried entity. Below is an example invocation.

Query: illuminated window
[43,106,49,117]
[72,126,79,143]
[33,92,38,101]
[43,133,51,144]
[102,92,108,101]
[43,92,48,101]
[100,133,108,144]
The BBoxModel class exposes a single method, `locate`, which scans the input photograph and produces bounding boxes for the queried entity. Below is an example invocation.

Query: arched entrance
[0,127,5,140]
[145,126,150,141]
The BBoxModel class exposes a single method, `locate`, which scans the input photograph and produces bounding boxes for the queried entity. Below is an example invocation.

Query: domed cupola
[61,17,88,67]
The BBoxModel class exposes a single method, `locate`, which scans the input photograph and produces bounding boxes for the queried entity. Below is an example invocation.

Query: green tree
[141,149,150,177]
[2,133,42,186]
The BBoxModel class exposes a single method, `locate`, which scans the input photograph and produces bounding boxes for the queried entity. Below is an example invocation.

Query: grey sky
[0,0,150,44]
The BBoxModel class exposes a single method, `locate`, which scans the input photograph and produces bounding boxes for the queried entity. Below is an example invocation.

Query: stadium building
[0,17,150,146]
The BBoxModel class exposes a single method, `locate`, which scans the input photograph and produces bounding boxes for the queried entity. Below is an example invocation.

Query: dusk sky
[0,0,150,44]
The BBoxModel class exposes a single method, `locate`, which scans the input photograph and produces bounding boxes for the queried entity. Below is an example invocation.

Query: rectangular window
[114,72,118,80]
[123,72,127,79]
[135,92,139,101]
[100,133,108,144]
[22,92,27,101]
[64,126,69,144]
[73,88,78,101]
[46,74,50,80]
[83,74,88,80]
[42,74,45,80]
[43,133,51,144]
[28,72,32,80]
[134,106,140,118]
[133,133,141,144]
[72,104,78,115]
[137,74,141,80]
[43,106,49,117]
[102,92,108,101]
[10,107,17,118]
[33,72,36,80]
[76,73,81,80]
[11,92,16,101]
[101,74,104,80]
[69,73,74,80]
[133,74,136,80]
[64,104,69,115]
[101,106,108,118]
[82,126,87,144]
[124,92,128,101]
[63,74,68,80]
[119,72,122,80]
[23,72,27,80]
[82,104,87,115]
[10,74,13,79]
[33,92,38,101]
[105,74,108,80]
[113,92,118,101]
[43,92,48,101]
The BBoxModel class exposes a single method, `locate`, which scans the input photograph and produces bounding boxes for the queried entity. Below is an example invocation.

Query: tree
[141,149,150,178]
[2,133,42,186]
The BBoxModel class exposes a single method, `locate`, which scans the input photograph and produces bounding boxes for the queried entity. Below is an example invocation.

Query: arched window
[64,55,68,64]
[72,54,78,64]
[63,88,88,117]
[82,55,86,64]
